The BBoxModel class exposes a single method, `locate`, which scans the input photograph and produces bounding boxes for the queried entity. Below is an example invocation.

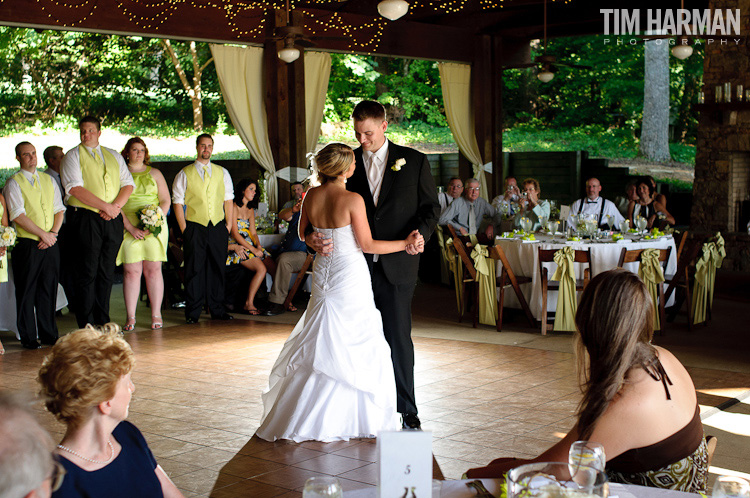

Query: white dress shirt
[4,169,66,221]
[60,144,134,202]
[171,161,234,204]
[567,196,625,229]
[362,140,390,206]
[438,192,458,214]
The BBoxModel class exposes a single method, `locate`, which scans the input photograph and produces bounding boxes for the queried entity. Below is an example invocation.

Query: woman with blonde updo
[38,324,184,498]
[256,143,423,442]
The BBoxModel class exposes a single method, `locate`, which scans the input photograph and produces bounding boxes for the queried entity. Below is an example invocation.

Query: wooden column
[263,8,307,209]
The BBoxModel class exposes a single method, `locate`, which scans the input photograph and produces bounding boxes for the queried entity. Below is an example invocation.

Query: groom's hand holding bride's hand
[405,230,424,255]
[308,231,334,256]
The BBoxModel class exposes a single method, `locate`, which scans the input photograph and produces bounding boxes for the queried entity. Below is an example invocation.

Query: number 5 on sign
[377,431,432,498]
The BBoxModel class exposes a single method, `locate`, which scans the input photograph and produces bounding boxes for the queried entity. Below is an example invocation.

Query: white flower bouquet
[0,225,16,269]
[138,205,166,237]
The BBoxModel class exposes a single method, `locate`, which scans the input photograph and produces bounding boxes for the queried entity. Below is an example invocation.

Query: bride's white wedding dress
[256,224,399,442]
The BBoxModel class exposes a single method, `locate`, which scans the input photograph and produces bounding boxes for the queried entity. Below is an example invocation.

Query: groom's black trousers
[371,260,417,415]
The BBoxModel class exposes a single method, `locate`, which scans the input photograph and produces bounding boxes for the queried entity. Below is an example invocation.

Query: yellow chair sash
[706,232,725,306]
[551,246,577,332]
[638,248,665,330]
[471,244,498,326]
[692,232,724,325]
[444,237,464,314]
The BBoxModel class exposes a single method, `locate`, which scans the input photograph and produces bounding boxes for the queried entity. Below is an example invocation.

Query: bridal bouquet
[0,225,16,269]
[138,205,166,237]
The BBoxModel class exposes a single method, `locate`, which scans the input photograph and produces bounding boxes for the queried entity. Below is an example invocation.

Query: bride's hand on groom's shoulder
[308,231,334,256]
[405,230,424,255]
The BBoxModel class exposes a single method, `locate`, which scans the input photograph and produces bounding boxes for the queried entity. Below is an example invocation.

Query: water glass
[619,219,630,233]
[549,221,560,239]
[521,217,533,233]
[636,216,648,234]
[605,215,614,231]
[540,217,549,232]
[507,462,609,498]
[303,477,343,498]
[712,476,750,498]
[569,441,606,472]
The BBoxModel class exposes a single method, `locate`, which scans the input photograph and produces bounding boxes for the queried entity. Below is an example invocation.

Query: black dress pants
[11,238,60,345]
[183,220,228,321]
[371,260,418,415]
[70,208,124,328]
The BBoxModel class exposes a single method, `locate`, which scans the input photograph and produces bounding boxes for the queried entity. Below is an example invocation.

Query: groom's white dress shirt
[363,140,389,207]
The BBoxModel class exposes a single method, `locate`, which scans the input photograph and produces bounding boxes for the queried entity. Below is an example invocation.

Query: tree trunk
[640,40,671,162]
[161,39,213,131]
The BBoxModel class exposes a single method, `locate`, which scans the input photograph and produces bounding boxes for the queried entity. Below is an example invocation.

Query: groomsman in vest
[4,142,65,348]
[566,177,625,230]
[61,116,134,328]
[172,133,234,323]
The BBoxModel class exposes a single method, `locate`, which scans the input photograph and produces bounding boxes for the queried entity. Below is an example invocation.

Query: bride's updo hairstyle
[574,268,655,439]
[314,143,354,184]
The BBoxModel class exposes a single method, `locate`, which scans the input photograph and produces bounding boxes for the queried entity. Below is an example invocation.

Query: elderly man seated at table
[514,178,550,231]
[466,269,708,493]
[438,177,463,214]
[438,178,495,241]
[567,177,625,230]
[491,176,521,217]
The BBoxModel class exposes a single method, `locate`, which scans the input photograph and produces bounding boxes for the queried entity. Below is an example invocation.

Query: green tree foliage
[325,54,446,126]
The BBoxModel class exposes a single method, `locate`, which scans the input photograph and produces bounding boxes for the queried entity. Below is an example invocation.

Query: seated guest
[438,177,463,214]
[38,324,184,498]
[265,194,309,316]
[628,178,675,229]
[227,178,275,315]
[567,177,625,230]
[491,176,521,216]
[281,181,304,210]
[466,269,708,494]
[514,178,550,231]
[439,178,495,240]
[643,175,668,208]
[0,390,63,498]
[615,180,638,219]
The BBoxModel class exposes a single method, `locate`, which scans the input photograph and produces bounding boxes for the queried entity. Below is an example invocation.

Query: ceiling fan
[502,0,591,82]
[270,0,347,63]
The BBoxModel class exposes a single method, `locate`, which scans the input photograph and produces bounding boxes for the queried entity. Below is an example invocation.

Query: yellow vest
[67,145,121,212]
[184,163,226,226]
[12,170,55,241]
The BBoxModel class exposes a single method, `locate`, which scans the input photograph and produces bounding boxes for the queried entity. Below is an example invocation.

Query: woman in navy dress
[38,324,184,498]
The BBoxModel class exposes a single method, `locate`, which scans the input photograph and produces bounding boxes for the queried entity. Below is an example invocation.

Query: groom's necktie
[468,203,477,234]
[367,155,380,196]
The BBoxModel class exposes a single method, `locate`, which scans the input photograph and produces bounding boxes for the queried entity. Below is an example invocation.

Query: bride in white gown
[256,143,422,442]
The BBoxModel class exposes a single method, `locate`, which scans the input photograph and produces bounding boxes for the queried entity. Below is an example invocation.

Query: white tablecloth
[344,481,698,498]
[0,260,68,338]
[495,234,678,319]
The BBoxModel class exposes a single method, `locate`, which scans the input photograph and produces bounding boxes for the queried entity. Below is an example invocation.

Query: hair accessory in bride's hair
[306,152,321,187]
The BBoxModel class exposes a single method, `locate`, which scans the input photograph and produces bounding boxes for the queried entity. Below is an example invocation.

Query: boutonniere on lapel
[391,158,406,172]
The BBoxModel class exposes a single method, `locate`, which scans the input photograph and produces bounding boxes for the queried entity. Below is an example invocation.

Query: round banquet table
[494,233,678,319]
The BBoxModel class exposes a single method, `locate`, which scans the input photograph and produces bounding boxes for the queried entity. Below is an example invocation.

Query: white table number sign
[377,430,432,498]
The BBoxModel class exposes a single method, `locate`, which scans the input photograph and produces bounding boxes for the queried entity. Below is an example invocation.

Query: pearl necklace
[57,439,115,465]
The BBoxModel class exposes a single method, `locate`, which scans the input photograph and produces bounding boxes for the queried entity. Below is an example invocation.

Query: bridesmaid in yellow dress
[0,192,7,354]
[116,138,171,331]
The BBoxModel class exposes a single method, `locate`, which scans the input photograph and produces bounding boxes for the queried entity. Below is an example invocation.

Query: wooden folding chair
[489,244,536,331]
[446,225,480,327]
[618,246,672,333]
[538,248,592,335]
[664,236,703,330]
[282,253,314,311]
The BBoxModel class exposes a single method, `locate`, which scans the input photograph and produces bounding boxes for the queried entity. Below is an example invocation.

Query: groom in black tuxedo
[347,101,439,429]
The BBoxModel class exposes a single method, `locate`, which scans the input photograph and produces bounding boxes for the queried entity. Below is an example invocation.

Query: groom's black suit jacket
[347,141,440,285]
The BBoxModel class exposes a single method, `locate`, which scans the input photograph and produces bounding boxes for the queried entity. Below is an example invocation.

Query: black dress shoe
[22,341,42,350]
[211,313,234,320]
[401,413,422,430]
[185,317,199,324]
[264,303,285,316]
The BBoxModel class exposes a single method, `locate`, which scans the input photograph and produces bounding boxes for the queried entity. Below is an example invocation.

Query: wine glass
[570,214,580,236]
[619,219,630,234]
[549,221,560,240]
[569,441,606,472]
[605,215,614,232]
[584,217,597,237]
[540,217,549,233]
[712,476,750,498]
[521,217,533,234]
[303,477,343,498]
[636,216,648,234]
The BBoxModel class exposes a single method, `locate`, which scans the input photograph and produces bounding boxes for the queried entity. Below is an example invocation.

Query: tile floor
[1,277,749,497]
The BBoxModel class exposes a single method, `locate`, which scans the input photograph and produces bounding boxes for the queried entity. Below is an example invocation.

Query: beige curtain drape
[304,52,331,154]
[438,62,488,200]
[210,44,278,211]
